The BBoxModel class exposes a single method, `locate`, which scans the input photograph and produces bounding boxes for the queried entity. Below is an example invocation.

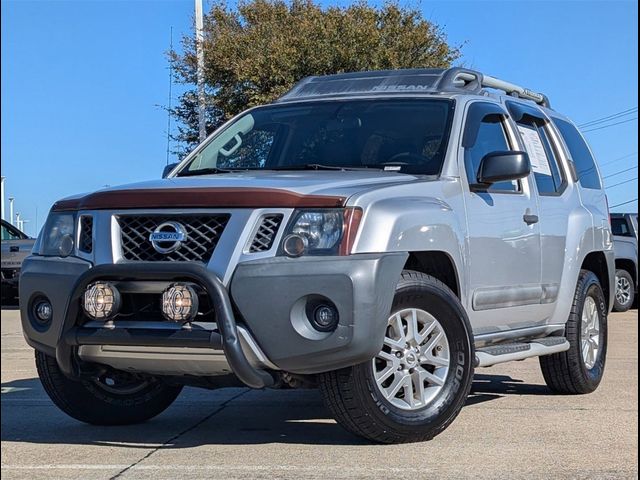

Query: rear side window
[516,122,565,194]
[551,117,602,189]
[611,218,632,236]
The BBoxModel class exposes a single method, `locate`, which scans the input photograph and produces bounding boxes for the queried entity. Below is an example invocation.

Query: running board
[475,337,570,367]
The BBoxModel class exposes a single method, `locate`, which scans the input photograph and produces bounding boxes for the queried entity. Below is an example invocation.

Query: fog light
[35,301,53,322]
[282,234,308,257]
[312,304,339,332]
[29,296,54,331]
[161,284,198,322]
[83,282,121,320]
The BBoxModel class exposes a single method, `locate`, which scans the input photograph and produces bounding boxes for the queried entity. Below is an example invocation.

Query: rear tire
[36,351,183,425]
[540,270,607,394]
[319,270,474,443]
[613,269,634,312]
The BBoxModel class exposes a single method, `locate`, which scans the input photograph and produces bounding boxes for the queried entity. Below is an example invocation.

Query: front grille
[1,269,18,280]
[117,214,230,262]
[79,215,93,253]
[249,214,283,253]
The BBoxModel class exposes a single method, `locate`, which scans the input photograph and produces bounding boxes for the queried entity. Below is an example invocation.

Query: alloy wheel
[615,275,632,306]
[372,308,450,410]
[581,296,601,370]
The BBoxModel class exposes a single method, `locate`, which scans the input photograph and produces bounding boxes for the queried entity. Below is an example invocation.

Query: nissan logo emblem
[149,221,188,254]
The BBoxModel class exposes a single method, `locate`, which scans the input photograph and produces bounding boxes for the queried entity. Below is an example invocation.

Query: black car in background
[1,219,35,303]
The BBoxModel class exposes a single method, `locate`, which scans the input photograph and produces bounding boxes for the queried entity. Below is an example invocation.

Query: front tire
[540,270,607,394]
[613,269,635,312]
[36,351,183,425]
[319,271,474,444]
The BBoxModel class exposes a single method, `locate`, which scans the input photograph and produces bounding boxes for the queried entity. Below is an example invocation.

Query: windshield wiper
[175,167,236,177]
[275,164,379,171]
[177,164,386,176]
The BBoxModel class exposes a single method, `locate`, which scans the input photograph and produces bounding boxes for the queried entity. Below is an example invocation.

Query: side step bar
[475,337,570,367]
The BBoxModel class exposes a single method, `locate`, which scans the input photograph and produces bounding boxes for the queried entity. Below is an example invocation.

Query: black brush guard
[56,262,275,389]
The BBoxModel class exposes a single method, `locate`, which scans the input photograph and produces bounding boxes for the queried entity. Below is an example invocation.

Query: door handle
[523,214,539,225]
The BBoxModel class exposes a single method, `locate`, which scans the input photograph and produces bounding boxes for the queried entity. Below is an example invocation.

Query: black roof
[277,67,550,108]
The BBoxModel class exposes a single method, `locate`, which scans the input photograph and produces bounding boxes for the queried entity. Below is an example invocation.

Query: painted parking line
[1,387,31,394]
[1,465,444,474]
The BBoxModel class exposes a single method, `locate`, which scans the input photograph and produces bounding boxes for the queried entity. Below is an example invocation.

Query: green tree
[169,0,460,156]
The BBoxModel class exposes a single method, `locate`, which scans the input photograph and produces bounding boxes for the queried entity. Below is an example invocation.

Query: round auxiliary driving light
[312,304,339,332]
[282,234,308,257]
[161,284,199,322]
[83,282,121,320]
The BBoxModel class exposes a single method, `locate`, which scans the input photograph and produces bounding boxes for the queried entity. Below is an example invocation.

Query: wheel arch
[404,251,461,299]
[581,251,611,310]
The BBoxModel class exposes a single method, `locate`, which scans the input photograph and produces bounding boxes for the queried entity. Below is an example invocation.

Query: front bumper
[1,268,20,289]
[20,252,407,386]
[230,253,407,373]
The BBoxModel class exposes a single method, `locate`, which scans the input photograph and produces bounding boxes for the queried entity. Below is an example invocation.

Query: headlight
[40,213,76,257]
[280,209,362,257]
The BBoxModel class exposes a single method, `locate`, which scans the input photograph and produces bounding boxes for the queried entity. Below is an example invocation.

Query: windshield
[178,99,453,176]
[1,221,28,240]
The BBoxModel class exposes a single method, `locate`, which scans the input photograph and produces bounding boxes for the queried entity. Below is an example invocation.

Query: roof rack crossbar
[482,74,550,108]
[437,67,550,108]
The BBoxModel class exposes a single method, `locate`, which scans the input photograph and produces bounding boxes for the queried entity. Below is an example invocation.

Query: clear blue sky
[1,0,637,237]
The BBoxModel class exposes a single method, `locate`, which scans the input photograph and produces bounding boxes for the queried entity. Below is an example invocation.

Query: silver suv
[20,68,614,443]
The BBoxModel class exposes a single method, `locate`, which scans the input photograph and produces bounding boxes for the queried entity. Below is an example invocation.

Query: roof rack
[442,68,551,108]
[277,67,551,108]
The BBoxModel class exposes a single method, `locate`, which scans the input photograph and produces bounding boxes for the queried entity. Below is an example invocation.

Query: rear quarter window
[611,217,632,236]
[551,117,602,189]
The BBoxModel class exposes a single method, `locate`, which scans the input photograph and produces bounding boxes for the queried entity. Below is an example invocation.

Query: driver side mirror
[162,162,180,178]
[477,151,530,185]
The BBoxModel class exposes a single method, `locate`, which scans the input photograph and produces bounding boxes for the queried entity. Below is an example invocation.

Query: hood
[53,170,422,211]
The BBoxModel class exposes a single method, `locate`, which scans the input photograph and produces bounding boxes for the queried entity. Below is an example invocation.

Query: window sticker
[517,125,552,176]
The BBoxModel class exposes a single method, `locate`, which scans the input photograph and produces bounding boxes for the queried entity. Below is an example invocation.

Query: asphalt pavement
[1,306,637,479]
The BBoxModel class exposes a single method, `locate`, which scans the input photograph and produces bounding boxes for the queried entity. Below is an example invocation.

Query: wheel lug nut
[395,352,402,358]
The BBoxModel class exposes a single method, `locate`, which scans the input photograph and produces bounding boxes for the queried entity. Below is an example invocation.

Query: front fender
[352,195,466,301]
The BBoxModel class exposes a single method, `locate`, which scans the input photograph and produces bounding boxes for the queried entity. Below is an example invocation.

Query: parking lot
[1,306,637,479]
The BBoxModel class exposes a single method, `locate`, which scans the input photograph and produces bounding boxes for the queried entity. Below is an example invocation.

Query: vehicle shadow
[1,372,553,447]
[467,373,552,406]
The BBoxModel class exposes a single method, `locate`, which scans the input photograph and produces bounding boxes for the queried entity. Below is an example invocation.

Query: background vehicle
[611,213,638,312]
[20,68,614,443]
[1,219,34,303]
